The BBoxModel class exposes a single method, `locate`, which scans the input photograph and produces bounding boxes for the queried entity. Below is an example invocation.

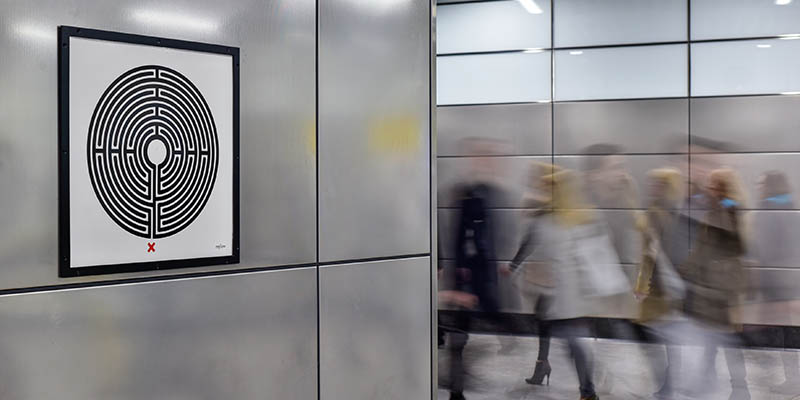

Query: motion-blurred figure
[634,168,687,399]
[582,144,641,262]
[445,138,505,400]
[679,168,750,400]
[504,162,558,386]
[527,168,630,400]
[579,144,641,395]
[751,171,800,395]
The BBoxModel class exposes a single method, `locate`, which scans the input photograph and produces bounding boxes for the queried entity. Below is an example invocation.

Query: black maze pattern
[87,65,219,239]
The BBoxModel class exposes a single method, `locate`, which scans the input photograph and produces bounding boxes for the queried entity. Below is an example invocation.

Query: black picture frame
[58,26,240,277]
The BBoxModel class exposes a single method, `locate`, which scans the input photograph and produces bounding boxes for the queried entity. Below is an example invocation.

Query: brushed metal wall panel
[691,39,800,97]
[746,210,800,269]
[554,0,686,47]
[698,153,800,210]
[319,0,431,261]
[554,44,688,101]
[437,103,552,157]
[554,99,688,155]
[0,268,317,400]
[320,258,431,400]
[747,267,800,303]
[691,96,800,153]
[691,0,800,40]
[0,0,316,287]
[554,154,686,209]
[437,0,551,54]
[437,51,552,105]
[437,156,552,208]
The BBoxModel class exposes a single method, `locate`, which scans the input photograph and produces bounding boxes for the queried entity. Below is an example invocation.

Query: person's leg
[782,351,800,382]
[723,334,749,400]
[663,342,681,393]
[525,296,553,385]
[448,311,471,397]
[558,319,596,398]
[568,335,596,399]
[535,295,552,361]
[642,327,670,396]
[538,320,552,361]
[449,331,468,396]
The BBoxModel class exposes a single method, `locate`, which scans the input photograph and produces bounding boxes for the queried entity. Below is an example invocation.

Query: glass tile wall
[437,0,800,316]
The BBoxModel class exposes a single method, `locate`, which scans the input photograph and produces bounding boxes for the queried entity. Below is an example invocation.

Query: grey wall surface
[319,0,431,262]
[0,268,317,400]
[1,0,317,288]
[1,0,434,398]
[320,258,431,400]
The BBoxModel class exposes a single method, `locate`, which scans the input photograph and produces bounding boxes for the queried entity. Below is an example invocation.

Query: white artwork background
[69,37,234,268]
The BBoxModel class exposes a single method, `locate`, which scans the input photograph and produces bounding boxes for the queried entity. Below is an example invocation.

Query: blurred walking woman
[505,162,557,386]
[634,168,686,398]
[529,169,630,400]
[679,168,750,400]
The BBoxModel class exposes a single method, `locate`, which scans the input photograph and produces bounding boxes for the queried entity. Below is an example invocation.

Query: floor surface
[437,333,800,400]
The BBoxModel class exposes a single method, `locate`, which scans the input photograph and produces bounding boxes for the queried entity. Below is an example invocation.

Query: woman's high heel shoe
[525,360,552,385]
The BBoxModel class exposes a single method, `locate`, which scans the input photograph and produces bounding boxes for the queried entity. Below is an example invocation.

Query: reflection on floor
[437,333,800,400]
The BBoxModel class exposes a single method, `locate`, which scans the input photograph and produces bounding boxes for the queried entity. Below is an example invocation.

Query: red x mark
[147,242,156,253]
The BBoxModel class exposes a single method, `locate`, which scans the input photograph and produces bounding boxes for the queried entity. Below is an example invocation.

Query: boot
[525,360,552,385]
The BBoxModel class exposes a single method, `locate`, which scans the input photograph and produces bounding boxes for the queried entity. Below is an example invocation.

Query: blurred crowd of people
[439,137,799,400]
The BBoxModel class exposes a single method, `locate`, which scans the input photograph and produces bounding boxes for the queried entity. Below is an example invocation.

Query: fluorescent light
[781,91,800,95]
[14,24,54,41]
[776,0,792,5]
[569,51,584,55]
[779,34,800,40]
[517,0,543,14]
[536,100,551,103]
[523,48,544,54]
[132,9,218,33]
[757,44,772,48]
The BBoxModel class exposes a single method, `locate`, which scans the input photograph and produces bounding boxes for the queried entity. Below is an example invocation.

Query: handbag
[567,222,631,298]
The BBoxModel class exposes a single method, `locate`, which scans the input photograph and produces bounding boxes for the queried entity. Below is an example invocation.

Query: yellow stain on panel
[368,115,420,154]
[304,117,316,157]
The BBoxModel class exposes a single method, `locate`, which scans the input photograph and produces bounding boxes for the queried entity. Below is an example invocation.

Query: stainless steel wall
[317,1,434,398]
[320,258,431,400]
[1,0,434,398]
[318,0,431,262]
[1,0,317,288]
[0,268,318,400]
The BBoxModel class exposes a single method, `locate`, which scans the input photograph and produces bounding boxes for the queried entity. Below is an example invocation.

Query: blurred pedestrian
[529,169,630,400]
[751,171,800,395]
[502,162,557,386]
[634,168,687,399]
[679,168,750,400]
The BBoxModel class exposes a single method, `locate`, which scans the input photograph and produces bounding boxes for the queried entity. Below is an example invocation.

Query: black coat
[453,183,500,312]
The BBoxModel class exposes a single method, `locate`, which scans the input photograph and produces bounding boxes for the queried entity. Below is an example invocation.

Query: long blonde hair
[545,169,595,226]
[709,168,747,208]
[648,167,684,207]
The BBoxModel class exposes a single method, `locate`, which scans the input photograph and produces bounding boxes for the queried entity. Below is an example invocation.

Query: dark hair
[762,170,791,198]
[580,143,623,171]
[690,135,733,152]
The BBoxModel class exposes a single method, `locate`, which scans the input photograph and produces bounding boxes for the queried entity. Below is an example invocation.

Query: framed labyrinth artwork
[58,26,239,277]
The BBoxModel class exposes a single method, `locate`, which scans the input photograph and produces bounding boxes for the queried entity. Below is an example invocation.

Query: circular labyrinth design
[87,65,219,239]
